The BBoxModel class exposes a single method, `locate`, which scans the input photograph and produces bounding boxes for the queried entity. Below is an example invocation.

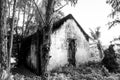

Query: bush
[49,62,111,80]
[102,45,119,73]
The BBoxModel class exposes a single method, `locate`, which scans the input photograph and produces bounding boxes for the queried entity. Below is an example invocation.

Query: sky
[62,0,120,45]
[17,0,120,45]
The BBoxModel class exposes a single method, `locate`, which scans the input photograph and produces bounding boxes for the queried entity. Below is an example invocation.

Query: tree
[8,0,16,75]
[0,0,8,79]
[106,0,120,29]
[38,0,78,77]
[11,0,78,78]
[29,0,78,78]
[89,27,104,60]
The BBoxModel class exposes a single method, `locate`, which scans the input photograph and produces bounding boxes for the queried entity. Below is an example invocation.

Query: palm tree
[89,27,104,60]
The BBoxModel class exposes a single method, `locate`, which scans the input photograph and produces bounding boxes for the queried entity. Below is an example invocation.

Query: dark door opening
[68,38,76,66]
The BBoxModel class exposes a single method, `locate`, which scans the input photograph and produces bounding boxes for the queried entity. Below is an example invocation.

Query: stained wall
[47,19,90,71]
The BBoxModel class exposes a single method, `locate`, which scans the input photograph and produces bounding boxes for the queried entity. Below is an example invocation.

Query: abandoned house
[18,14,90,75]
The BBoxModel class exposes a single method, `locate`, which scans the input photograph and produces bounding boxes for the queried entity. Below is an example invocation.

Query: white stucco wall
[47,19,90,71]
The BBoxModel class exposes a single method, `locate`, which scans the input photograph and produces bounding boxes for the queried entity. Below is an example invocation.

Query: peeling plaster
[47,19,90,71]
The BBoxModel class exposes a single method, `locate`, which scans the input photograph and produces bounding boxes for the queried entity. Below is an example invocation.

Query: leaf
[107,0,120,18]
[108,20,120,29]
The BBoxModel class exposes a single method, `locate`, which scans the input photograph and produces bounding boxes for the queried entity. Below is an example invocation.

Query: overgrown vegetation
[9,61,120,80]
[1,0,120,80]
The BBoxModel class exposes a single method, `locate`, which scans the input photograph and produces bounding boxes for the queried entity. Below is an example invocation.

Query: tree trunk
[97,40,104,60]
[16,8,20,35]
[41,0,55,77]
[8,0,11,18]
[8,0,16,74]
[0,0,8,79]
[22,5,26,36]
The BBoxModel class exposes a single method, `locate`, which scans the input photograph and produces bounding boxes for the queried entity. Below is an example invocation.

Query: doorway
[68,38,76,66]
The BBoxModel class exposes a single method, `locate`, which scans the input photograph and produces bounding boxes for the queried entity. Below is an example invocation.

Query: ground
[9,49,120,80]
[10,60,120,80]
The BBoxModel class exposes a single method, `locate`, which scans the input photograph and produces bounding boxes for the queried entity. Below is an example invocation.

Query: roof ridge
[53,14,90,41]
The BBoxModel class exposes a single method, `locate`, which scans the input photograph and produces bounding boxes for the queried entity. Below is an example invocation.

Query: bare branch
[24,14,34,35]
[111,36,120,43]
[54,3,68,12]
[108,20,120,29]
[32,0,46,26]
[26,14,34,29]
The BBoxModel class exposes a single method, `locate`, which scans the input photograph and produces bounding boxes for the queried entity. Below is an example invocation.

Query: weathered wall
[47,19,90,71]
[89,45,100,61]
[26,37,39,72]
[27,43,37,69]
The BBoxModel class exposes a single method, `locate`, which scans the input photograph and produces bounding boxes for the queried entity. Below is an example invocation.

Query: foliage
[8,59,120,80]
[16,0,33,12]
[46,62,119,80]
[9,0,78,36]
[89,27,101,40]
[106,0,120,29]
[106,0,120,18]
[102,45,119,72]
